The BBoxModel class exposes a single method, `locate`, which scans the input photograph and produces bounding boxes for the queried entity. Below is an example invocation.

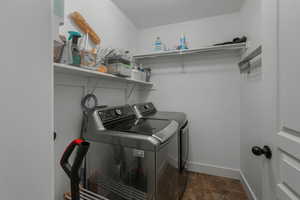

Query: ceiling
[111,0,245,29]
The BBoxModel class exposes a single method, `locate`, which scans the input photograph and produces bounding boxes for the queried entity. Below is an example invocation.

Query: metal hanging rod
[239,45,262,67]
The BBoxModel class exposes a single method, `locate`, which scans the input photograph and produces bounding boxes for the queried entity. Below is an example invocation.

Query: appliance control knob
[115,109,122,116]
[144,105,149,109]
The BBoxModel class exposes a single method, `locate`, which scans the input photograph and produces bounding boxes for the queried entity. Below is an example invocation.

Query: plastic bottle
[179,34,188,50]
[154,37,162,51]
[131,66,141,81]
[139,64,146,81]
[68,31,82,66]
[60,40,73,65]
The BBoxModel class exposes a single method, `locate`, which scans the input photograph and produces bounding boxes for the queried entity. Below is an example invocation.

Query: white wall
[0,0,53,200]
[260,0,279,199]
[138,13,243,176]
[138,13,242,53]
[239,1,263,199]
[61,0,138,52]
[54,1,144,200]
[239,1,279,199]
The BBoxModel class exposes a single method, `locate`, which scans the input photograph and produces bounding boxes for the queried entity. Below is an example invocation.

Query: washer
[83,104,179,200]
[132,102,189,199]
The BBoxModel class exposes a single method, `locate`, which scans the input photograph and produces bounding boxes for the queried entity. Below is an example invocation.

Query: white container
[141,71,147,82]
[107,63,131,77]
[131,68,141,81]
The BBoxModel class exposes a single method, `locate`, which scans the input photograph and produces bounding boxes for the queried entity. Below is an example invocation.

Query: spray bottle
[179,34,188,50]
[68,31,82,66]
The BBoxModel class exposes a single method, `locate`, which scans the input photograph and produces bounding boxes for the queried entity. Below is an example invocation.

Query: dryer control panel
[133,102,157,116]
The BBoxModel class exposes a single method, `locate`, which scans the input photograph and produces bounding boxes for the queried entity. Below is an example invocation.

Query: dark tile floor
[182,172,248,200]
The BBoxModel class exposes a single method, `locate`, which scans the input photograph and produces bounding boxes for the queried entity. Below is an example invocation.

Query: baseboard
[187,161,241,180]
[187,161,258,200]
[187,161,258,199]
[239,171,258,200]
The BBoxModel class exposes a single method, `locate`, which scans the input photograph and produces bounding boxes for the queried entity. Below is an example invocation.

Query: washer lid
[107,118,178,143]
[146,112,187,127]
[133,102,187,126]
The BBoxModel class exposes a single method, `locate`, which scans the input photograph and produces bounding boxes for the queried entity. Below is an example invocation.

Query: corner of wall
[240,170,259,200]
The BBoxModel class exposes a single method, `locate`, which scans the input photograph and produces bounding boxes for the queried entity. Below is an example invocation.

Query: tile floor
[182,172,248,200]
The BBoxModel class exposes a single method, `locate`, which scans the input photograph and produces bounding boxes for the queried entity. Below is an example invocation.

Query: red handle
[60,139,90,200]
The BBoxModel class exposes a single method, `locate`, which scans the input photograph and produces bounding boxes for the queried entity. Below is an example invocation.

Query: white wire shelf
[133,43,247,60]
[54,63,154,86]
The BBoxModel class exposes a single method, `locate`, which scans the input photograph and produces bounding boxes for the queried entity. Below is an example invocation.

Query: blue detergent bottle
[154,37,162,51]
[179,34,188,50]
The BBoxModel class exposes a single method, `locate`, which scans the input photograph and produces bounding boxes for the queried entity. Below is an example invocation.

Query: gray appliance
[132,102,189,199]
[83,105,180,200]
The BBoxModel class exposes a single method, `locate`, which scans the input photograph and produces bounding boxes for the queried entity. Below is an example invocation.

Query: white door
[276,0,300,199]
[259,0,300,199]
[0,0,53,200]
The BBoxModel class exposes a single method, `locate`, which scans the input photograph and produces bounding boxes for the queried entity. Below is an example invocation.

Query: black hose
[81,93,98,112]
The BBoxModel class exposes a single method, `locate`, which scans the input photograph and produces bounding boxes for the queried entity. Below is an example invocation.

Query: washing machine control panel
[115,109,122,116]
[98,105,135,124]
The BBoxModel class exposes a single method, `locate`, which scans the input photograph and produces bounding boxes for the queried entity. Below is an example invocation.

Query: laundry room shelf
[54,63,154,86]
[133,43,247,60]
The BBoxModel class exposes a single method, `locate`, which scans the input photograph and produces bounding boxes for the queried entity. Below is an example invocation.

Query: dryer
[132,102,189,199]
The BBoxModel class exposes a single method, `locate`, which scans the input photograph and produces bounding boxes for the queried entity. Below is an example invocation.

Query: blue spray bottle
[179,34,188,50]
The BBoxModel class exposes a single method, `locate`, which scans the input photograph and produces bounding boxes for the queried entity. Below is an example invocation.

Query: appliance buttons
[115,109,122,116]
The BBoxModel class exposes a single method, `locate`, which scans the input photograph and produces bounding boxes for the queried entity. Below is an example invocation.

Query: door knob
[252,146,272,159]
